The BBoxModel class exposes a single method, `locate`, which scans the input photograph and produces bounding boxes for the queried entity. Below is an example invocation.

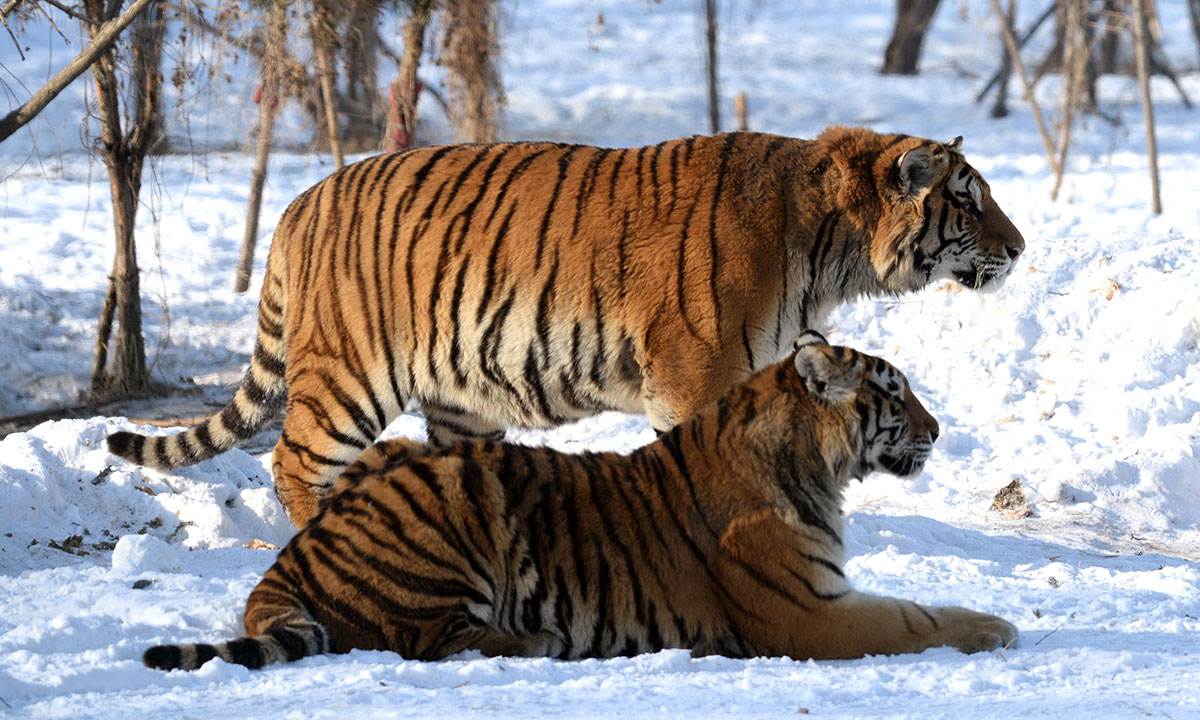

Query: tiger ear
[946,136,963,151]
[896,146,944,199]
[792,336,857,404]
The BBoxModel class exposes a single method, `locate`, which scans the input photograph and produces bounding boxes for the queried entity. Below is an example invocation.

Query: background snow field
[2,0,1199,718]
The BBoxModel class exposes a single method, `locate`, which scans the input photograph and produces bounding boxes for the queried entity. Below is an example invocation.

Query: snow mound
[0,418,293,573]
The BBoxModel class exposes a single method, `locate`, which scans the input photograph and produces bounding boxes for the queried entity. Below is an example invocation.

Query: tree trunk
[235,2,288,294]
[385,3,433,151]
[705,0,719,133]
[990,0,1016,117]
[881,0,943,74]
[86,0,165,398]
[1190,0,1200,66]
[441,0,504,143]
[340,0,384,151]
[1132,0,1162,213]
[1097,0,1121,76]
[311,0,344,167]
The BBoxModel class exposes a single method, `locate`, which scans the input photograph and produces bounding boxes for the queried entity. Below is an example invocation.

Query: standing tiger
[142,332,1018,671]
[108,126,1026,526]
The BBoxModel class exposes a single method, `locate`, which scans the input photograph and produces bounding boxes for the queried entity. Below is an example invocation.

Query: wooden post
[734,92,747,132]
[1131,0,1162,214]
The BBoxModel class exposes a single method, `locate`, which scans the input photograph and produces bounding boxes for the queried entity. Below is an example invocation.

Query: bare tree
[339,0,385,151]
[385,0,436,151]
[87,0,166,398]
[310,0,344,166]
[1131,0,1161,213]
[882,0,943,74]
[440,0,504,143]
[234,1,289,293]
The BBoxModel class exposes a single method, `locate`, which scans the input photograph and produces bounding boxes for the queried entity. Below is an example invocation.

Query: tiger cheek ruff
[142,335,1017,670]
[106,126,1025,528]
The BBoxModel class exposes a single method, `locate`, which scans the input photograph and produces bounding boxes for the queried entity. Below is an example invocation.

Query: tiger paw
[936,606,1018,653]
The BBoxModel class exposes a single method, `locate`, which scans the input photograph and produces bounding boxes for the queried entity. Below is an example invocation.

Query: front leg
[640,332,749,432]
[713,513,1017,659]
[765,591,1018,659]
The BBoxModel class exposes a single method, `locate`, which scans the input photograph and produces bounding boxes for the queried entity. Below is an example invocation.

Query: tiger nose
[1005,242,1023,260]
[928,420,939,444]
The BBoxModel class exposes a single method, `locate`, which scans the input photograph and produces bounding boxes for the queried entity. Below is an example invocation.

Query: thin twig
[32,0,71,44]
[1033,626,1061,646]
[0,5,24,61]
[40,0,98,25]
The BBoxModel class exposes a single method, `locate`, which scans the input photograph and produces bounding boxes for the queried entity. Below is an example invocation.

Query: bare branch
[0,0,156,144]
[166,0,263,58]
[40,0,98,25]
[989,0,1059,178]
[0,0,25,61]
[0,0,27,22]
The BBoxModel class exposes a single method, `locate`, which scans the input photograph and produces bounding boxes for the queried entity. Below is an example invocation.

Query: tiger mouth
[878,450,928,477]
[953,264,1008,289]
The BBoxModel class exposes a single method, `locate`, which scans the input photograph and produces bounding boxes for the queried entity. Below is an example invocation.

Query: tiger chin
[142,331,1017,672]
[105,126,1026,528]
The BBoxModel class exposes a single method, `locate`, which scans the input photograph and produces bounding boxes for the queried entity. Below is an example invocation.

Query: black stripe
[524,344,564,424]
[453,146,511,254]
[440,146,491,215]
[400,146,457,215]
[534,250,560,367]
[572,148,607,238]
[475,200,518,324]
[607,148,627,205]
[706,134,736,331]
[482,148,547,231]
[536,146,581,267]
[448,256,472,387]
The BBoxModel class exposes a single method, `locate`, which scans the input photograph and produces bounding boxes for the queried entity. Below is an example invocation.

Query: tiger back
[108,128,1026,527]
[142,331,1017,670]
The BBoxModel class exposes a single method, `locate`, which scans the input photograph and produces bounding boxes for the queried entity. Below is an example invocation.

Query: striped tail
[107,258,288,470]
[142,605,328,671]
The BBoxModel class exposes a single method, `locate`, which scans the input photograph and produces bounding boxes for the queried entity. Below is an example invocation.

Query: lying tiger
[107,127,1026,527]
[143,331,1017,670]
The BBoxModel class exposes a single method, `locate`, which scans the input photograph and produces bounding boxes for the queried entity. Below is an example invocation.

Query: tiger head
[790,330,938,480]
[870,135,1025,293]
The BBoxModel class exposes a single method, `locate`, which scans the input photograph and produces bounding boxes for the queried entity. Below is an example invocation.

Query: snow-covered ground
[1,1,1199,718]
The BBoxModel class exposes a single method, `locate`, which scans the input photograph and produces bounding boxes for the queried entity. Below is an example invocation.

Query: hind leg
[273,366,405,526]
[421,401,506,447]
